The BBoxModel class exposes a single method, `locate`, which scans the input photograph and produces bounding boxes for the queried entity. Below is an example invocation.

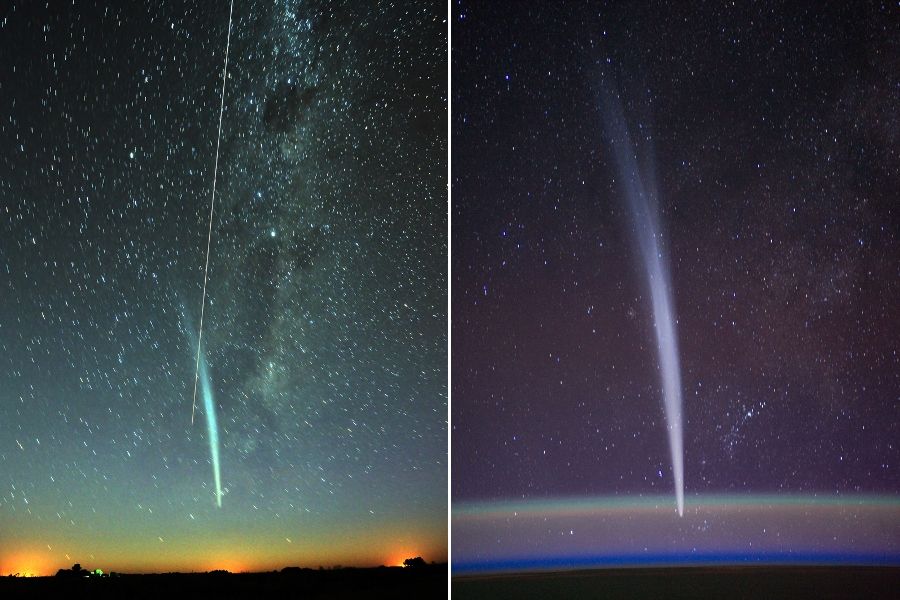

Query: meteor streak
[601,84,685,516]
[192,0,235,426]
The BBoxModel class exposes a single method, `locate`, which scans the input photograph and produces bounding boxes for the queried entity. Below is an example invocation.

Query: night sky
[451,1,898,569]
[0,0,446,575]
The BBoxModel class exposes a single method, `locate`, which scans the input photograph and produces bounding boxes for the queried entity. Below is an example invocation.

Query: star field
[452,1,897,506]
[0,0,446,575]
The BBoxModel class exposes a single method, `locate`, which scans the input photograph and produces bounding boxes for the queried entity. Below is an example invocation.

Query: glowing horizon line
[453,551,900,574]
[453,493,900,519]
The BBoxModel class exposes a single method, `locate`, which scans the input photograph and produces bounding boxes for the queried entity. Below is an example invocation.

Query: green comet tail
[181,307,223,508]
[198,350,223,508]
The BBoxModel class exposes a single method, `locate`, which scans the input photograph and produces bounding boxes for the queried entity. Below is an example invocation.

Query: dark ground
[0,564,447,599]
[453,566,900,600]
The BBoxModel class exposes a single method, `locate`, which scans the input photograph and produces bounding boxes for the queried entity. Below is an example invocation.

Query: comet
[600,83,685,516]
[197,339,223,508]
[182,309,223,508]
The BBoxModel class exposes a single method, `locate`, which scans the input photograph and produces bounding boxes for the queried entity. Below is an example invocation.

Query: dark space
[453,566,900,600]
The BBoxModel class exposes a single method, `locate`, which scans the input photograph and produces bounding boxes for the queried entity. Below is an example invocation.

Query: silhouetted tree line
[55,563,114,578]
[49,557,439,581]
[403,557,427,568]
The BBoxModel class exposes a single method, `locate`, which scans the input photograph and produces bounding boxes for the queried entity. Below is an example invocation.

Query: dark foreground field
[454,566,900,599]
[0,564,447,599]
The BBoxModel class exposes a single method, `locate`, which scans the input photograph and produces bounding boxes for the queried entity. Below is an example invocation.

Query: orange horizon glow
[0,550,53,578]
[0,511,446,576]
[1,543,447,577]
[386,549,430,568]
